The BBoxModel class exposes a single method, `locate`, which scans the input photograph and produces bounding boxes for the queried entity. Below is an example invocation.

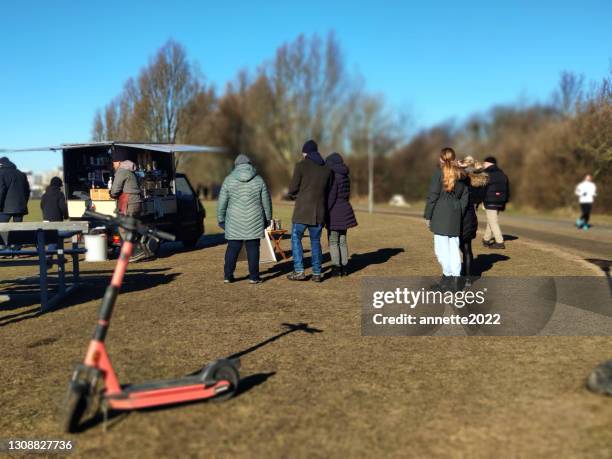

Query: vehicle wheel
[142,236,160,256]
[63,381,90,433]
[210,365,239,402]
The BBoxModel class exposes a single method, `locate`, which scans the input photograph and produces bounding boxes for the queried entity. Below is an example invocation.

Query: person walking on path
[457,157,488,285]
[424,148,469,291]
[575,174,597,230]
[481,156,509,249]
[0,157,30,252]
[217,154,272,284]
[286,140,332,283]
[325,152,357,277]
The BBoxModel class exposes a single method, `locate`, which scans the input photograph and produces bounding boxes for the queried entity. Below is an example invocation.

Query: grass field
[1,202,611,458]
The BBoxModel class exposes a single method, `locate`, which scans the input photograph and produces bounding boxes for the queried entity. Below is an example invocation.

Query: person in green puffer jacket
[217,154,272,284]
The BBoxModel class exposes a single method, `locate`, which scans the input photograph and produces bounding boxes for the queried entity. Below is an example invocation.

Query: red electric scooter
[63,210,240,433]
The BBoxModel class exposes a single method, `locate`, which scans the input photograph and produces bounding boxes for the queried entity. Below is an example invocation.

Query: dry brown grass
[1,205,610,458]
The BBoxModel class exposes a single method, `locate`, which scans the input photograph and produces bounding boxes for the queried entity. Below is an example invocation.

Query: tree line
[92,37,611,211]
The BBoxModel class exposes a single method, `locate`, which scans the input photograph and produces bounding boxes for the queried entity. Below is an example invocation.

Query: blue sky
[1,0,610,172]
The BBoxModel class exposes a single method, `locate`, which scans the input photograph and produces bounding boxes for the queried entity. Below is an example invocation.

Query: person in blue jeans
[286,140,332,283]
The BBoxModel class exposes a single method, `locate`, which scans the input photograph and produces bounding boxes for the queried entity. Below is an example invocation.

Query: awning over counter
[0,142,226,154]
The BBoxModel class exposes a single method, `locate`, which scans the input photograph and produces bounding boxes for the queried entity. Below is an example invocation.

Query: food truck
[20,142,223,252]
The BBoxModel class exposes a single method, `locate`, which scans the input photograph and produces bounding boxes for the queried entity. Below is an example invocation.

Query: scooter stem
[92,234,134,343]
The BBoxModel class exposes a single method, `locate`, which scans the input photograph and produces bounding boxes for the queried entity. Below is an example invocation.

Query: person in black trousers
[0,157,30,223]
[0,157,30,251]
[457,157,488,285]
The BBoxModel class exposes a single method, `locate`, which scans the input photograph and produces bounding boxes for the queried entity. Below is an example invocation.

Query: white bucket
[84,234,108,262]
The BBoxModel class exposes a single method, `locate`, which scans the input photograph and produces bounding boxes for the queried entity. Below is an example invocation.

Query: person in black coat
[325,152,358,277]
[286,140,332,283]
[41,177,68,222]
[0,157,30,223]
[457,157,488,284]
[40,176,69,260]
[481,156,509,249]
[424,148,469,291]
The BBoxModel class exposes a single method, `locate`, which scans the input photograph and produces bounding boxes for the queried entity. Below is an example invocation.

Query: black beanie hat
[111,146,131,162]
[50,176,63,187]
[302,139,318,154]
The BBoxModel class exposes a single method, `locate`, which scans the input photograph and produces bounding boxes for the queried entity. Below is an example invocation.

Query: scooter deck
[109,375,205,397]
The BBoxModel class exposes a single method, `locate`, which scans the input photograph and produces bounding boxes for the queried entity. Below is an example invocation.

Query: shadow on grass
[155,233,227,259]
[0,268,180,327]
[471,253,510,276]
[259,248,404,281]
[348,248,405,274]
[259,252,329,281]
[74,371,276,433]
[227,322,323,360]
[585,258,611,296]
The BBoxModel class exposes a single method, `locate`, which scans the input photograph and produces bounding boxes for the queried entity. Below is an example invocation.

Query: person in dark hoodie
[40,176,69,261]
[286,140,332,283]
[41,176,68,222]
[0,157,30,251]
[0,156,30,223]
[217,154,272,284]
[481,156,509,249]
[325,152,357,277]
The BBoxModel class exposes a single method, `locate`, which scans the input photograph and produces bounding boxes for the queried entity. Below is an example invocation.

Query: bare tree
[135,40,200,142]
[244,33,355,178]
[92,110,104,141]
[553,71,585,115]
[91,39,202,143]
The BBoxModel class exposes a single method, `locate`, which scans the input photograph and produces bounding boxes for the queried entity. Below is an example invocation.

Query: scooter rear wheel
[63,381,90,433]
[210,365,239,402]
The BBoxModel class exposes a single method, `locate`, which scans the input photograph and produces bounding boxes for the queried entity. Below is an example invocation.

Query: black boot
[448,276,462,292]
[431,275,449,291]
[340,265,348,277]
[331,266,342,277]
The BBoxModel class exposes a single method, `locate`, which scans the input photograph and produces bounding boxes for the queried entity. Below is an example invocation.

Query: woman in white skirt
[423,147,469,291]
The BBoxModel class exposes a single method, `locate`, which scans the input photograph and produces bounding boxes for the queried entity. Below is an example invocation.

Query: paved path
[353,206,612,261]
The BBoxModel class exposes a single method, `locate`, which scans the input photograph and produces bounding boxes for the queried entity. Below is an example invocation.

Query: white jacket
[575,180,597,204]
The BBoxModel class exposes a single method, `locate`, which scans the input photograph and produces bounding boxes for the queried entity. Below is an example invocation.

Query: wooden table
[0,221,89,312]
[267,229,288,261]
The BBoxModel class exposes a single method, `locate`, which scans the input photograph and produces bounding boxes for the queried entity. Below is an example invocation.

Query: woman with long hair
[456,156,488,286]
[424,148,469,290]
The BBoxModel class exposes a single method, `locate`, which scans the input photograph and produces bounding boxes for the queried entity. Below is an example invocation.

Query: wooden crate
[90,188,112,200]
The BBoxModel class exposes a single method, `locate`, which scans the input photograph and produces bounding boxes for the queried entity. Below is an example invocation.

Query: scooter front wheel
[210,365,239,402]
[63,381,90,433]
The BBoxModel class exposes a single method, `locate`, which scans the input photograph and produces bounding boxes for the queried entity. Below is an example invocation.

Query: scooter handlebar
[147,228,176,242]
[83,210,176,241]
[83,210,113,222]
